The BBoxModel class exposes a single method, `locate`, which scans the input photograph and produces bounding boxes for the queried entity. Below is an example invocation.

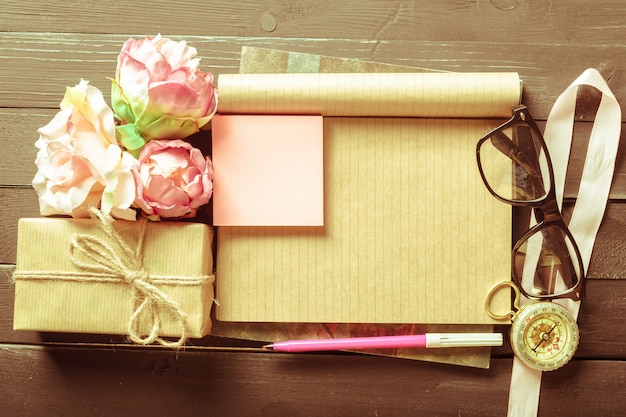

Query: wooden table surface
[2,1,626,416]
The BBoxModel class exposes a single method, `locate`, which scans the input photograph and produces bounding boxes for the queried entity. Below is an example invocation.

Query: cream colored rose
[33,80,137,219]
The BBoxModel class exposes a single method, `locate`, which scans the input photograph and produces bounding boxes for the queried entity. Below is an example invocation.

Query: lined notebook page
[215,72,521,324]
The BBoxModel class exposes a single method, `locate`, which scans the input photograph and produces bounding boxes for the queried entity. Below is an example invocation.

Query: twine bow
[66,208,190,348]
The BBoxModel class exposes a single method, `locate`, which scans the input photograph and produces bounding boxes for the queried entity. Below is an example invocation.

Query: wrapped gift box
[13,217,214,341]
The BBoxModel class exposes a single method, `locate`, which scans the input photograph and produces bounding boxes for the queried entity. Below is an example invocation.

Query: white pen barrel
[425,333,503,348]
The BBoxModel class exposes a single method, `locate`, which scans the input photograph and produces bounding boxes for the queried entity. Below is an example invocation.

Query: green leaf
[115,124,146,158]
[110,79,136,124]
[143,114,199,140]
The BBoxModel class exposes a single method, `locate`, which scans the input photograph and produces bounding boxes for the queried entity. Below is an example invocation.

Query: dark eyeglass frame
[476,104,585,301]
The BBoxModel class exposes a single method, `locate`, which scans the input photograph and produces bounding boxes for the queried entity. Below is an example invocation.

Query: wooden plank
[0,2,625,414]
[0,109,49,186]
[4,107,626,197]
[0,344,624,416]
[7,187,626,268]
[3,0,626,46]
[0,188,39,265]
[583,203,626,279]
[1,263,624,360]
[2,32,626,120]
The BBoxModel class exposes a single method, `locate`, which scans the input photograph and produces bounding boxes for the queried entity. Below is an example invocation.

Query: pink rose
[132,139,213,219]
[33,80,137,220]
[111,34,218,153]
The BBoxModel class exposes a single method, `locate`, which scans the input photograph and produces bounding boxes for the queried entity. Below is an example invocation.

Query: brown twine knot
[68,207,189,348]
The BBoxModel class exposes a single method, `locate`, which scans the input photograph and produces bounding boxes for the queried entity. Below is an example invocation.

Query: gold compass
[510,301,579,371]
[486,281,579,371]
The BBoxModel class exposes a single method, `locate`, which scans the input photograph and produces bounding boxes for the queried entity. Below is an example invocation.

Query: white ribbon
[507,69,621,416]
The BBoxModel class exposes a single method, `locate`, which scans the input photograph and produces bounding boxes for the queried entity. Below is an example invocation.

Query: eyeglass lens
[478,110,583,299]
[513,224,582,298]
[478,124,552,203]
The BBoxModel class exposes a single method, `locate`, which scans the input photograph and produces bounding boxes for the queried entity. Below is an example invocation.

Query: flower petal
[131,139,212,219]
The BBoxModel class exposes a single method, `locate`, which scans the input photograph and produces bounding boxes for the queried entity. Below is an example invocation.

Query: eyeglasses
[476,105,584,301]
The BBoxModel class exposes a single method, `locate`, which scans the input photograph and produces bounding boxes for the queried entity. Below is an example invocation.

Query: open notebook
[214,66,521,325]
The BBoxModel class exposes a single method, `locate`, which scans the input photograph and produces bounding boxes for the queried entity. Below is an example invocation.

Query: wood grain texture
[3,1,626,415]
[2,186,626,275]
[2,36,626,199]
[3,0,626,45]
[0,344,624,417]
[0,109,49,186]
[3,32,626,120]
[2,263,626,360]
[0,188,39,265]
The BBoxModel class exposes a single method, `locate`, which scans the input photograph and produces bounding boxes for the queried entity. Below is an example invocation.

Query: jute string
[13,207,215,348]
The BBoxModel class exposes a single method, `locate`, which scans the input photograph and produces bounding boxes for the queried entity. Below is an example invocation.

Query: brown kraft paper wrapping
[13,217,214,341]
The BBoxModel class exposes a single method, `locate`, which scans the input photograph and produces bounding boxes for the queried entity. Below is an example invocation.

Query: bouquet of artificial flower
[32,34,218,221]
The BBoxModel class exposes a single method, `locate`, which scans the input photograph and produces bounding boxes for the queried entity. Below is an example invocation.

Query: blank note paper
[212,115,324,226]
[215,71,521,325]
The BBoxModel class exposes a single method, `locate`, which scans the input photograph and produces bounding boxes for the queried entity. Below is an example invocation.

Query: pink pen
[263,333,502,353]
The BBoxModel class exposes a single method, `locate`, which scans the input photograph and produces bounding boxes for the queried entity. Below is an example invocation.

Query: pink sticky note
[212,115,324,226]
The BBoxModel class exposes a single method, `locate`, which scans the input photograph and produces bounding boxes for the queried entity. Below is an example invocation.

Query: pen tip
[262,344,273,350]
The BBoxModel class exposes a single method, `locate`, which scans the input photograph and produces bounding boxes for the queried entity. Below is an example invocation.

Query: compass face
[510,302,579,371]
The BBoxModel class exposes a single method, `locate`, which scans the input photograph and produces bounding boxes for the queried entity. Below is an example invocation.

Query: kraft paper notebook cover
[214,52,520,325]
